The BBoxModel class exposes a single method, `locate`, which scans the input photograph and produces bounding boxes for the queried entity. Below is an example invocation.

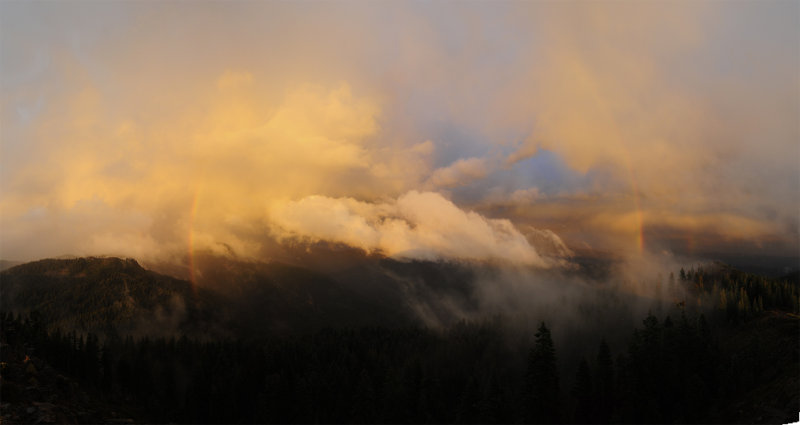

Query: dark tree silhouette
[594,338,614,423]
[525,322,560,423]
[572,358,593,423]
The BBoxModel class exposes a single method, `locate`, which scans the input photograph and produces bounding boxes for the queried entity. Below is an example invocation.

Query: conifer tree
[525,322,560,423]
[572,358,593,423]
[595,339,614,423]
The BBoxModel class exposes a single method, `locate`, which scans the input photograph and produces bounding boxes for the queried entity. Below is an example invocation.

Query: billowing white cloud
[270,191,561,266]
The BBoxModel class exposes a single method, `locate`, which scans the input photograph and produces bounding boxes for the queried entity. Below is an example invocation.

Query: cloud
[483,2,798,257]
[426,157,489,188]
[523,227,573,259]
[509,188,541,205]
[268,195,382,252]
[1,1,797,263]
[505,141,537,166]
[0,67,433,261]
[270,191,560,267]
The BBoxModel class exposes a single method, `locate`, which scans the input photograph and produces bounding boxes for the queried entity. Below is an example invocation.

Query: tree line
[677,264,799,321]
[1,265,796,423]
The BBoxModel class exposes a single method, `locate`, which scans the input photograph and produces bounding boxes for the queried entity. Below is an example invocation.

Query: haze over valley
[1,1,798,424]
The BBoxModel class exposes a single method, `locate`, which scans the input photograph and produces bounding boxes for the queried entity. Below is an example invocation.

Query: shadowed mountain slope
[0,257,220,337]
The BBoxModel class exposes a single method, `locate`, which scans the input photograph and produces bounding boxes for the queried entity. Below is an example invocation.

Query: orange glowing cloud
[0,65,432,261]
[1,1,797,264]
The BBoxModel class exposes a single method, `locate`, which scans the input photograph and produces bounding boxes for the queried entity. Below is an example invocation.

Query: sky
[1,1,798,267]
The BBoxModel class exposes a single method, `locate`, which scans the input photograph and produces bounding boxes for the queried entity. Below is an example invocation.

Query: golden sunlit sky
[1,1,798,266]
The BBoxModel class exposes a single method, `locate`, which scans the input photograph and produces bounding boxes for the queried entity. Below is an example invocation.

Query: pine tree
[477,371,506,424]
[572,358,593,423]
[668,272,676,298]
[595,339,614,423]
[525,322,560,423]
[350,369,377,423]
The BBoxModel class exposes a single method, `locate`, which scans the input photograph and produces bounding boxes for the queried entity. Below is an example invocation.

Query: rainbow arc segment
[604,122,646,255]
[187,189,200,291]
[561,57,645,254]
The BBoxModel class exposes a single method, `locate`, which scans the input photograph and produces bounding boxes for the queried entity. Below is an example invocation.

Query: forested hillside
[0,257,417,337]
[0,257,797,424]
[0,257,221,337]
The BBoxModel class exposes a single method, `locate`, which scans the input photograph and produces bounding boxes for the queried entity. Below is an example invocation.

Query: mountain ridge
[0,255,427,338]
[0,257,220,338]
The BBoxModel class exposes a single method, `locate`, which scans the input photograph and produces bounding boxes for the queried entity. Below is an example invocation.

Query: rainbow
[570,59,645,254]
[685,233,696,257]
[624,155,645,255]
[187,190,199,290]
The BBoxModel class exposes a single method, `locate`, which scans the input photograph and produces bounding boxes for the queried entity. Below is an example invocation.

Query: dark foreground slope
[709,311,799,423]
[2,308,796,424]
[0,346,143,424]
[1,256,798,424]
